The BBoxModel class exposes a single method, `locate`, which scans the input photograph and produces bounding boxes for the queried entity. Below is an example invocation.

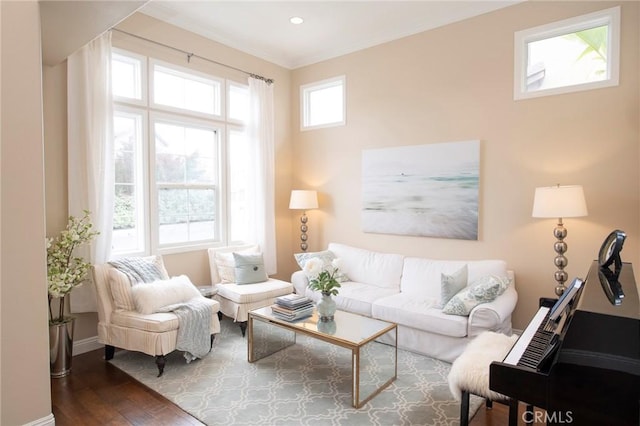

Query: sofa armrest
[468,284,518,337]
[291,270,309,295]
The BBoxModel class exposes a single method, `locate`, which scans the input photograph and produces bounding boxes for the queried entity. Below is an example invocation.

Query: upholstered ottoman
[448,331,519,426]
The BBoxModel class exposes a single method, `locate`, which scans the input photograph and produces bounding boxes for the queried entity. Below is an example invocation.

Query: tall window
[111,49,249,256]
[514,6,620,100]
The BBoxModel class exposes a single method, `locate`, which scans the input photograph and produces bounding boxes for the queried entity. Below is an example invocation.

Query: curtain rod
[112,28,274,85]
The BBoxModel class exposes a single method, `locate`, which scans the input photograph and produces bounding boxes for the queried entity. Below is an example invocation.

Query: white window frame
[112,106,150,257]
[112,48,147,106]
[111,49,247,256]
[149,112,223,253]
[149,58,225,120]
[300,75,346,130]
[514,6,620,100]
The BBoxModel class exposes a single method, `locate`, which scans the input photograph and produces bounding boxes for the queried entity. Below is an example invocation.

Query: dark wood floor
[51,348,518,425]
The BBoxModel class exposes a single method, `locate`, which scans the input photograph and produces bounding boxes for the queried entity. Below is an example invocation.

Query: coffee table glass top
[250,306,395,346]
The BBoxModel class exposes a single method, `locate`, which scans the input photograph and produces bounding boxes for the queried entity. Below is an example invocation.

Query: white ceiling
[140,1,522,69]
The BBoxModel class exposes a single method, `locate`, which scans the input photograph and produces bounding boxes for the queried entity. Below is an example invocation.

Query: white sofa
[292,243,517,362]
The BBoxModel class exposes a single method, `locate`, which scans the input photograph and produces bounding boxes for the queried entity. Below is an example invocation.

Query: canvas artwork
[362,140,480,240]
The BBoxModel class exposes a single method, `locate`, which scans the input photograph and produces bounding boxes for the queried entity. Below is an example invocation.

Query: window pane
[153,64,221,115]
[308,85,343,126]
[158,188,216,244]
[527,25,608,92]
[301,76,345,129]
[112,112,145,253]
[154,121,217,185]
[229,83,249,122]
[112,53,142,100]
[228,129,248,242]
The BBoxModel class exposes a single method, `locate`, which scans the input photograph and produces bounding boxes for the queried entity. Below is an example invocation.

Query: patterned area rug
[110,318,482,425]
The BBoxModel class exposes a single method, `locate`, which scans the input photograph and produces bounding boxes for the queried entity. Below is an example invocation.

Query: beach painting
[362,140,479,240]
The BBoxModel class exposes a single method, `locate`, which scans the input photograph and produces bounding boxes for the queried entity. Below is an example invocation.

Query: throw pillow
[109,268,136,311]
[215,246,259,283]
[108,255,168,284]
[294,250,350,282]
[108,255,169,311]
[442,274,510,316]
[131,275,203,314]
[233,252,268,284]
[438,265,468,308]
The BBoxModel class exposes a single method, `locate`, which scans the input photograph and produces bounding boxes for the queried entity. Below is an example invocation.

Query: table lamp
[289,190,318,252]
[532,184,588,296]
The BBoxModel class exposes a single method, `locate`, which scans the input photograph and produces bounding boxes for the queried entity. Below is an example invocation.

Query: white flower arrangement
[304,257,343,296]
[47,210,98,324]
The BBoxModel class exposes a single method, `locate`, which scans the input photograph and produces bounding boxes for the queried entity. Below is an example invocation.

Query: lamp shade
[532,185,588,218]
[289,190,318,210]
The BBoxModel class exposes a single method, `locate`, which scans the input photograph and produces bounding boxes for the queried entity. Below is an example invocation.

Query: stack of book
[271,294,314,321]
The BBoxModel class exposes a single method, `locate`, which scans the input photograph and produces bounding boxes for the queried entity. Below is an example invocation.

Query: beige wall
[291,1,640,330]
[1,1,53,424]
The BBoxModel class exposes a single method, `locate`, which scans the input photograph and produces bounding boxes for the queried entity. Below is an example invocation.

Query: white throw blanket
[161,299,213,363]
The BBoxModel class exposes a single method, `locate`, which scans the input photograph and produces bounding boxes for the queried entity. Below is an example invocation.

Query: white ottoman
[448,331,519,426]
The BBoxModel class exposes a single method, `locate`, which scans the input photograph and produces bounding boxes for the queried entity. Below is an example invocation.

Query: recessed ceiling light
[290,16,304,25]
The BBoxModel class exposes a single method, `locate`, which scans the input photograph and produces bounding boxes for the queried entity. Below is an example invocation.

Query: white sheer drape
[67,32,114,312]
[247,78,277,274]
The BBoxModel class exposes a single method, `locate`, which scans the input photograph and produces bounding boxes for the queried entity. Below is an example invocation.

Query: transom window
[111,49,249,256]
[514,6,620,100]
[300,75,346,130]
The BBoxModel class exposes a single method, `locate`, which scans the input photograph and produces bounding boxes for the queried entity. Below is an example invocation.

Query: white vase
[317,292,336,321]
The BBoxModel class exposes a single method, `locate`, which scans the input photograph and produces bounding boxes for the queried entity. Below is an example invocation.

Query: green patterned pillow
[438,265,468,308]
[442,275,510,316]
[294,250,349,282]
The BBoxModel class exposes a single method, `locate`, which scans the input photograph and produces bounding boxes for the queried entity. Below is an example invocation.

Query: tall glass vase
[317,292,336,322]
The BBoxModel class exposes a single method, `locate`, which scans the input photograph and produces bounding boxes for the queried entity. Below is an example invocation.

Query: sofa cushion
[233,252,269,284]
[439,265,468,308]
[442,275,511,316]
[331,282,398,317]
[328,243,403,289]
[400,258,508,301]
[372,293,468,338]
[111,310,180,332]
[215,278,293,304]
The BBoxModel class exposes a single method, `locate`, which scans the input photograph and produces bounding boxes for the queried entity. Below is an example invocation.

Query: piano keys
[490,261,640,425]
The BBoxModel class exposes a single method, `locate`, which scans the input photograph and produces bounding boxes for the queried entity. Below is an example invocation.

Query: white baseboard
[73,335,102,355]
[25,413,55,426]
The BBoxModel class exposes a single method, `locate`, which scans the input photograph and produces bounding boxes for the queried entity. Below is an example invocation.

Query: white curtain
[247,77,277,274]
[67,32,114,312]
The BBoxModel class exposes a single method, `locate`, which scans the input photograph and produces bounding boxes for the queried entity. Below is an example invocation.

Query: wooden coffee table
[248,307,397,408]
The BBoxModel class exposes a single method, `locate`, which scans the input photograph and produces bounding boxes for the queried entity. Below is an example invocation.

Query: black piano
[490,261,640,425]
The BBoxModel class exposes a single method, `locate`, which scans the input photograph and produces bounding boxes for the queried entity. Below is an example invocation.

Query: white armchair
[207,246,293,336]
[92,256,221,376]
